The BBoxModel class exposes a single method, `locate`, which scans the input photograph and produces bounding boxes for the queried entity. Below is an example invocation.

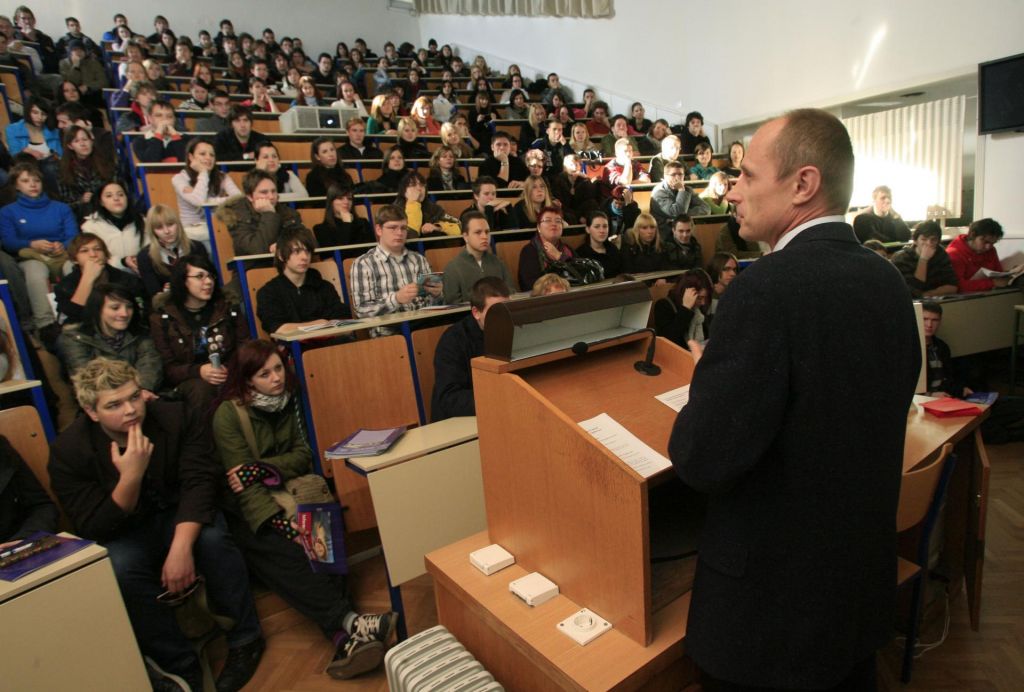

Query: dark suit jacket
[48,401,220,543]
[668,222,920,688]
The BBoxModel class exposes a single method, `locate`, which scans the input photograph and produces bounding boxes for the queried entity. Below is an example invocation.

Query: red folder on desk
[921,397,983,418]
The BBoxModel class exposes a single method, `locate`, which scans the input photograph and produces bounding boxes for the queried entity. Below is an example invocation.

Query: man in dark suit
[668,109,920,690]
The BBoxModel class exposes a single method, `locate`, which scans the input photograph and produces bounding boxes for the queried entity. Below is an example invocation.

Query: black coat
[430,315,483,421]
[0,436,58,542]
[255,268,350,334]
[49,401,221,542]
[668,222,920,688]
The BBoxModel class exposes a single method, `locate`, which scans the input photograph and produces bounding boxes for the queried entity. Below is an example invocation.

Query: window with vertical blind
[413,0,614,18]
[842,96,965,221]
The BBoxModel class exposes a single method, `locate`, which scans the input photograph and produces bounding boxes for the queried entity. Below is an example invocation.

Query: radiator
[384,625,503,691]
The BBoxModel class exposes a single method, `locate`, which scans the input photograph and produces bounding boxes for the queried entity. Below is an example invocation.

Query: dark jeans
[103,509,262,676]
[226,509,351,638]
[0,249,32,327]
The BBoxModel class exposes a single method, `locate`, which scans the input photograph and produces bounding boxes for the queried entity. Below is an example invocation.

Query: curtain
[413,0,614,18]
[842,96,965,220]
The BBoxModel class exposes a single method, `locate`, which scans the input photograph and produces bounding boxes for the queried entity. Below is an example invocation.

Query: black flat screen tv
[978,52,1024,134]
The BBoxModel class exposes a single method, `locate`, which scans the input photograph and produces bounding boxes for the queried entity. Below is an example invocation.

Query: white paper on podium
[578,413,672,478]
[655,385,690,412]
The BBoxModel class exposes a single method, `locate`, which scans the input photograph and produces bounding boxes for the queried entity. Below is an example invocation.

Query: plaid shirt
[350,244,439,334]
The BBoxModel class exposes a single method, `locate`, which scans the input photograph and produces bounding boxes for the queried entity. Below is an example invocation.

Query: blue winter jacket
[4,120,63,157]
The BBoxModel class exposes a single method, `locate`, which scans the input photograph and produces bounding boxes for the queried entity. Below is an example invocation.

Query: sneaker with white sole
[325,635,385,679]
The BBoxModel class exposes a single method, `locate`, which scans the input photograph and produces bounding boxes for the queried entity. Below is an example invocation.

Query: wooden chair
[424,245,463,275]
[495,239,530,289]
[693,221,724,271]
[301,337,421,532]
[895,441,956,683]
[0,405,66,527]
[411,324,450,423]
[632,188,652,213]
[210,213,237,281]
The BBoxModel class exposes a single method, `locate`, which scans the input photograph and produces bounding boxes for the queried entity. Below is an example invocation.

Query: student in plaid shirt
[350,205,442,335]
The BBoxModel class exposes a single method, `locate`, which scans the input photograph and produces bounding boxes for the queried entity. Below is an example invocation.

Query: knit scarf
[250,390,290,413]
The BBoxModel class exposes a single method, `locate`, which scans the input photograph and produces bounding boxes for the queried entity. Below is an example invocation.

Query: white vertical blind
[413,0,614,17]
[843,96,965,220]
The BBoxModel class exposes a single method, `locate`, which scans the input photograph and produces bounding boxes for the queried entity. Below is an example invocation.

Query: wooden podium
[427,283,700,690]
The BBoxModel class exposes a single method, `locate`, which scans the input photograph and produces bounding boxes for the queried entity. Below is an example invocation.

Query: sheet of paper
[578,413,671,478]
[655,385,690,412]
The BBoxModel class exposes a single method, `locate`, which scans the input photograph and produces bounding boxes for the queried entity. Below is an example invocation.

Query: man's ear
[791,165,823,207]
[84,405,100,423]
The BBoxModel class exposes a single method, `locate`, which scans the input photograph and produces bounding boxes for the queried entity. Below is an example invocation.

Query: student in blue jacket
[0,162,78,344]
[5,98,63,192]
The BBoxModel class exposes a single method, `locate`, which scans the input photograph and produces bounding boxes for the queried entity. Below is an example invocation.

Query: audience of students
[350,205,441,335]
[56,282,163,393]
[50,357,264,692]
[256,227,349,335]
[53,232,145,326]
[946,218,1019,293]
[0,162,77,342]
[313,186,374,247]
[853,185,911,244]
[212,339,396,679]
[651,162,710,238]
[393,172,461,237]
[621,213,672,274]
[254,142,309,201]
[305,137,356,197]
[654,268,713,350]
[575,211,623,280]
[890,221,959,298]
[150,253,248,411]
[137,205,208,300]
[664,215,703,271]
[172,138,241,251]
[442,211,515,304]
[518,205,572,289]
[0,19,1013,687]
[80,181,143,272]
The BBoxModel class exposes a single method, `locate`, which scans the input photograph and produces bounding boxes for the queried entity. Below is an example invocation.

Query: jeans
[0,249,32,327]
[103,509,262,676]
[226,509,351,638]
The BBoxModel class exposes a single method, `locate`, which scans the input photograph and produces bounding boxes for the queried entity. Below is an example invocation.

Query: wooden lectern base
[426,532,697,691]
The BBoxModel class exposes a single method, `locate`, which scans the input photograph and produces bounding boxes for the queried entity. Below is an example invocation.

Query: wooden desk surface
[0,538,105,603]
[346,416,478,473]
[0,379,42,396]
[272,303,470,341]
[904,396,989,473]
[426,531,691,692]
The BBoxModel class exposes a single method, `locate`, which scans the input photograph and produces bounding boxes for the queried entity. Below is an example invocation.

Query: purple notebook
[0,532,95,582]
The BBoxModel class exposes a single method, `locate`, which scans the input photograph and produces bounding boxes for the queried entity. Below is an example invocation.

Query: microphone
[634,328,662,376]
[572,341,589,356]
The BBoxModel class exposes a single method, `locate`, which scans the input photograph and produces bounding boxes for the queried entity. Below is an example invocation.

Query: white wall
[418,0,1024,126]
[29,1,419,61]
[977,132,1024,261]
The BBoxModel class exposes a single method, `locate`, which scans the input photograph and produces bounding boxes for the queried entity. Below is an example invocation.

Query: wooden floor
[220,440,1023,692]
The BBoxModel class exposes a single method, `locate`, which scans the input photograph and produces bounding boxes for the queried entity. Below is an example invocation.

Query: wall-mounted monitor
[978,52,1024,135]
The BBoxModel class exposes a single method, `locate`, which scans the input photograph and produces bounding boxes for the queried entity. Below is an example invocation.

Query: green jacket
[211,397,312,531]
[56,327,163,392]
